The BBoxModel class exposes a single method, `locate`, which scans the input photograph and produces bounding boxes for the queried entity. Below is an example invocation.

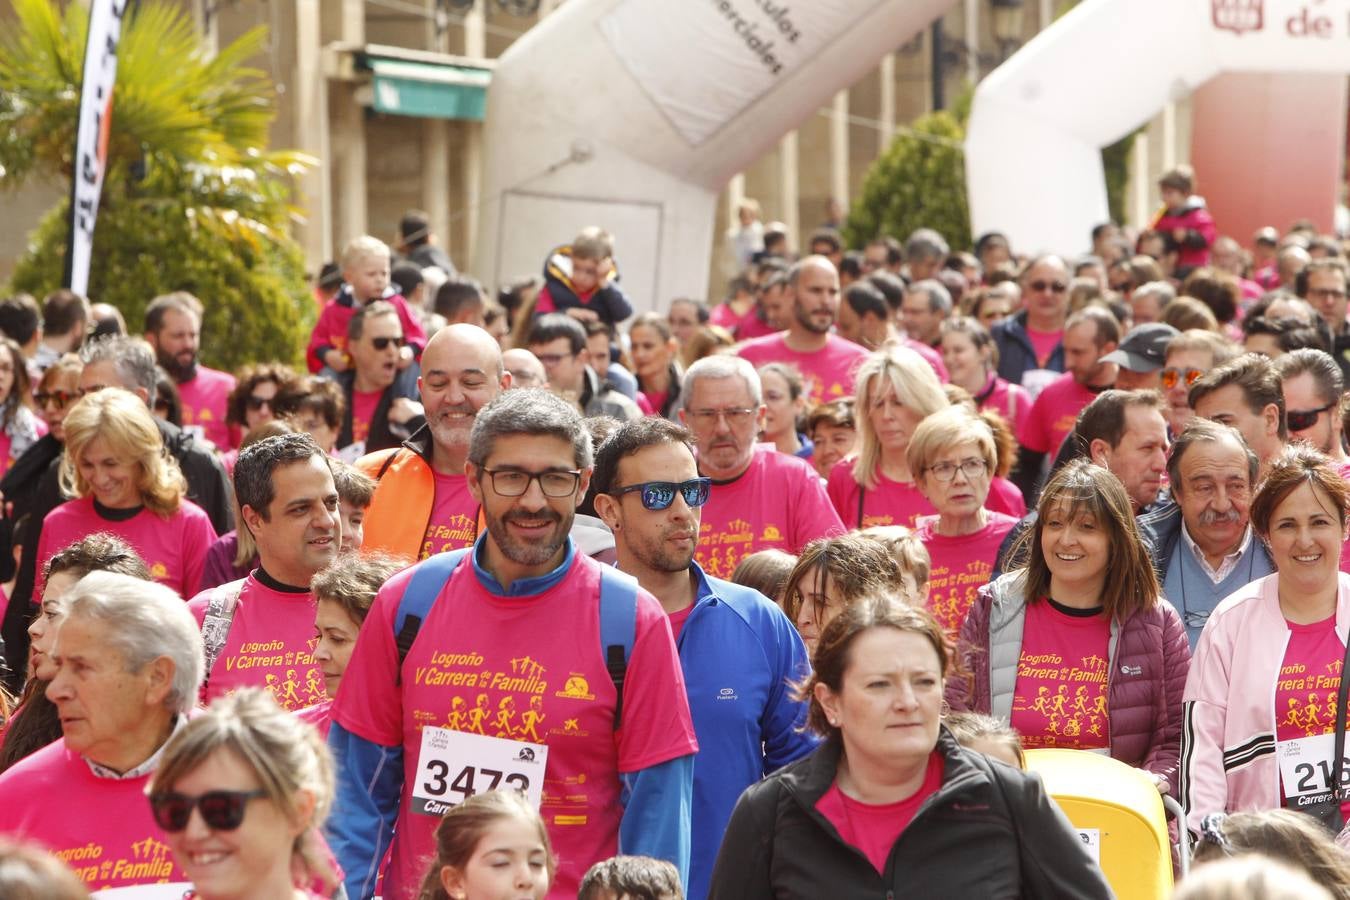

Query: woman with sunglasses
[949,460,1190,795]
[148,688,338,900]
[222,363,301,473]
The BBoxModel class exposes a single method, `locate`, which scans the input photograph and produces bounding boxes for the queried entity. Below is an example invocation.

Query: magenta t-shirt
[189,574,325,712]
[1274,614,1350,820]
[422,471,480,558]
[36,496,217,600]
[177,365,237,451]
[828,462,1024,528]
[350,388,382,446]
[978,372,1032,439]
[330,551,699,899]
[736,333,868,405]
[1010,600,1111,750]
[901,337,950,383]
[695,444,845,580]
[1018,372,1098,455]
[1026,327,1063,369]
[0,739,189,892]
[915,512,1019,636]
[815,751,944,875]
[297,699,334,740]
[735,316,778,341]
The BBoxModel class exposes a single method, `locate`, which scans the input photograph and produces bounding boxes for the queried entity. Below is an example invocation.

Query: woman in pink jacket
[1181,446,1350,836]
[948,459,1191,793]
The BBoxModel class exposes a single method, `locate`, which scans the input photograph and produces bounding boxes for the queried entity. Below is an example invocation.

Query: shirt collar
[1180,522,1252,579]
[83,714,188,780]
[471,532,576,596]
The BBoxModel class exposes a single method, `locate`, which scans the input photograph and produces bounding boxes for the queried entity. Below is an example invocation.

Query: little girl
[417,790,555,900]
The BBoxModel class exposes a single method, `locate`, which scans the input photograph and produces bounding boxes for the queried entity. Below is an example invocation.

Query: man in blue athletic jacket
[326,390,697,899]
[592,417,816,900]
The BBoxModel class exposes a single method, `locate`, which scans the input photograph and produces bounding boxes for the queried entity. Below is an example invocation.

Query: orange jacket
[355,436,483,562]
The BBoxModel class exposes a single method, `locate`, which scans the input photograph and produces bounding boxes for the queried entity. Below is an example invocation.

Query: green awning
[367,58,491,121]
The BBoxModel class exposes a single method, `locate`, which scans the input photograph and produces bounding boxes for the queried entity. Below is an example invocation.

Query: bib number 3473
[411,726,548,817]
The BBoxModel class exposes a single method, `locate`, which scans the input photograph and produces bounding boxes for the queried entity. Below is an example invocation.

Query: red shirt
[1010,599,1111,750]
[1019,372,1098,455]
[815,751,944,875]
[350,389,382,445]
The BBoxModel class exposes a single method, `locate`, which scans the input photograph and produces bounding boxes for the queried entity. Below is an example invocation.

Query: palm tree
[0,0,315,371]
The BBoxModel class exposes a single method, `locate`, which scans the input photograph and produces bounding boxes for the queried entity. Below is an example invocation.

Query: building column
[289,0,331,268]
[727,174,746,232]
[878,53,896,147]
[327,0,367,249]
[779,131,800,248]
[963,0,980,86]
[830,91,850,216]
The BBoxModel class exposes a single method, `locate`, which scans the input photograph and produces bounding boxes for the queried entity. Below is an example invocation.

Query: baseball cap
[1099,323,1179,372]
[1254,226,1279,246]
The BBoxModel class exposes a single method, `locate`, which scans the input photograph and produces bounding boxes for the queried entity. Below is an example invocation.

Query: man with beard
[329,389,698,899]
[144,292,236,451]
[356,323,509,561]
[736,255,867,406]
[188,433,340,709]
[592,417,814,900]
[335,300,423,460]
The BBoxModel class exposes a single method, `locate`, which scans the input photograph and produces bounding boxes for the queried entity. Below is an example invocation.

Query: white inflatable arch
[474,0,955,311]
[966,0,1350,255]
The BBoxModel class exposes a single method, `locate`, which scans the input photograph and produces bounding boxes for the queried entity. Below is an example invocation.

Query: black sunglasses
[148,789,266,832]
[244,395,275,412]
[371,336,405,351]
[1288,402,1335,432]
[611,478,712,511]
[34,390,77,409]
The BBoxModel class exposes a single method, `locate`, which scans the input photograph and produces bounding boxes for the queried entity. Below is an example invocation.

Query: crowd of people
[8,168,1350,897]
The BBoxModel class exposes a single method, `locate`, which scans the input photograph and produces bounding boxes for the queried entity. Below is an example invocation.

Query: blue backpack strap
[598,565,639,730]
[394,548,471,682]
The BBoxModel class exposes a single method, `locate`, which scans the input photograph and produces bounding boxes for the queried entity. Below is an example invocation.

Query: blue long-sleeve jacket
[676,565,817,900]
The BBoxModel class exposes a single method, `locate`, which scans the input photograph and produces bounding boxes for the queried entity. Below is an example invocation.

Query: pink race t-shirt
[827,462,933,530]
[815,751,944,875]
[736,333,868,405]
[1018,372,1098,455]
[1010,600,1111,750]
[1274,614,1350,820]
[977,372,1032,439]
[331,551,699,899]
[916,513,1019,636]
[0,739,188,892]
[297,699,334,740]
[900,337,950,383]
[35,496,217,600]
[735,316,778,341]
[176,365,237,451]
[421,472,480,558]
[350,389,383,445]
[695,445,845,580]
[189,574,325,712]
[1026,327,1063,369]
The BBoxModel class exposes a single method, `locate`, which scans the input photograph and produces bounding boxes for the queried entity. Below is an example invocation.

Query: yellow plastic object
[1025,748,1171,900]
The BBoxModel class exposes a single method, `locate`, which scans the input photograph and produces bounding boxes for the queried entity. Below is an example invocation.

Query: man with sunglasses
[0,573,203,892]
[335,300,423,462]
[144,291,236,453]
[991,254,1071,395]
[592,417,814,900]
[330,389,697,899]
[1160,330,1238,436]
[679,356,843,580]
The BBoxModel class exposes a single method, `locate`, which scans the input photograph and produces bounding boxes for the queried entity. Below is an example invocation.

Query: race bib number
[1021,369,1058,401]
[1075,828,1100,864]
[411,726,547,817]
[1278,732,1349,811]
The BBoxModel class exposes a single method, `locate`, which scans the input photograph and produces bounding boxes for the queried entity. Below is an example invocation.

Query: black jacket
[336,367,423,455]
[707,729,1112,900]
[157,419,234,535]
[991,310,1066,387]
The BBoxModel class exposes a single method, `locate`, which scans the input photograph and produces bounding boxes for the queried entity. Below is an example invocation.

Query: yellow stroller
[1026,748,1189,900]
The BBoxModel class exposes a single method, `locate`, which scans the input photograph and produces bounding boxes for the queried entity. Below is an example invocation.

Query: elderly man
[1139,419,1274,646]
[190,433,340,710]
[900,278,952,349]
[0,573,203,892]
[904,228,949,282]
[358,323,510,561]
[144,291,236,451]
[991,254,1071,393]
[1189,353,1287,480]
[737,255,868,405]
[680,356,843,579]
[593,417,815,900]
[1160,330,1238,436]
[1128,281,1176,326]
[336,300,423,460]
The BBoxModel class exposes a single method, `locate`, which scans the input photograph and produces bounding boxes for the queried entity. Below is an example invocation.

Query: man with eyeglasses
[330,389,697,899]
[527,313,641,421]
[679,356,843,580]
[592,417,814,900]
[502,347,547,390]
[143,292,236,453]
[1189,354,1287,481]
[0,573,203,892]
[1138,419,1272,647]
[356,323,510,562]
[991,254,1071,395]
[736,255,868,406]
[335,300,423,462]
[1160,330,1238,437]
[1295,257,1350,380]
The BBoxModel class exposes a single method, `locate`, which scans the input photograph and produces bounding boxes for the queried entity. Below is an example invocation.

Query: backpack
[392,548,639,728]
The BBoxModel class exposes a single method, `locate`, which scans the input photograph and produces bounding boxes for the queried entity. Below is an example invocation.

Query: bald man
[502,347,547,389]
[356,324,511,560]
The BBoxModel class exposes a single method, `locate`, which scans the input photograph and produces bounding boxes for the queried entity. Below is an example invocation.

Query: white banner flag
[65,0,131,297]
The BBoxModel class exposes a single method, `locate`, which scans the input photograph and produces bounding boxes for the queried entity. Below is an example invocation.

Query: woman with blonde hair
[36,387,217,598]
[147,689,338,899]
